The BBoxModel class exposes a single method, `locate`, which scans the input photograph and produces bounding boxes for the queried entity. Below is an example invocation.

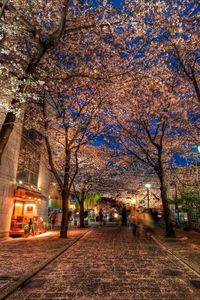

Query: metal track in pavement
[151,235,200,278]
[0,230,90,300]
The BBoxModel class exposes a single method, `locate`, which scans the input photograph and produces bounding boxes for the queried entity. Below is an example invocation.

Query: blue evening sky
[111,0,124,8]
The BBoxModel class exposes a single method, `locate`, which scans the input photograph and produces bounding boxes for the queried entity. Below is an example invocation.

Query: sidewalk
[2,226,200,300]
[153,225,200,274]
[0,228,88,294]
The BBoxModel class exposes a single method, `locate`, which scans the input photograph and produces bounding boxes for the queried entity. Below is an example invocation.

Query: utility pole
[147,188,150,209]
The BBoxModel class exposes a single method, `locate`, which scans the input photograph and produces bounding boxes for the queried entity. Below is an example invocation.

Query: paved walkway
[154,226,200,274]
[5,227,200,300]
[0,229,88,294]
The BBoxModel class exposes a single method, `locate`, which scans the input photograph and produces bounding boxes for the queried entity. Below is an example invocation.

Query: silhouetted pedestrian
[121,205,127,226]
[49,210,56,230]
[99,208,104,226]
[29,218,33,233]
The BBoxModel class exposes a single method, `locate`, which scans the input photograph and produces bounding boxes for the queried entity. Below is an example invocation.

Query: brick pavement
[0,229,88,294]
[5,227,200,300]
[154,226,200,274]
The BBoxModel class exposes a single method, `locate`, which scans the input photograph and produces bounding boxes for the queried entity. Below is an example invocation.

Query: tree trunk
[0,112,16,164]
[79,200,85,228]
[191,73,200,104]
[60,190,69,238]
[159,175,175,237]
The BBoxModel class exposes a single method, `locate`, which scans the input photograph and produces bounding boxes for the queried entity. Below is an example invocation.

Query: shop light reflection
[7,231,56,242]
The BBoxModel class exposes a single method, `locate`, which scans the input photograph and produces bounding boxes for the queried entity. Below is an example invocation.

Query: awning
[15,188,47,200]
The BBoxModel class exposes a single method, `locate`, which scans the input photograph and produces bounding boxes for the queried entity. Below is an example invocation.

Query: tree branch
[0,0,9,19]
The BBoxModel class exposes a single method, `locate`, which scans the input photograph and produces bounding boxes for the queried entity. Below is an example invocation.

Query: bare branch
[0,0,9,19]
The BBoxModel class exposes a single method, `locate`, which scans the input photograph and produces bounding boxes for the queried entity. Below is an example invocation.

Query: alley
[3,227,200,300]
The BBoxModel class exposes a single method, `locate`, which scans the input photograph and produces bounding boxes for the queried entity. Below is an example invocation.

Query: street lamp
[144,183,151,209]
[131,198,137,206]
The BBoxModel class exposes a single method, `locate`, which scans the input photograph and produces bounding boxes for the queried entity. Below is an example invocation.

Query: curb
[151,234,200,278]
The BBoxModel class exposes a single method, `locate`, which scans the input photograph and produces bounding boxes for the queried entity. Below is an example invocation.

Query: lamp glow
[131,199,136,205]
[145,183,151,189]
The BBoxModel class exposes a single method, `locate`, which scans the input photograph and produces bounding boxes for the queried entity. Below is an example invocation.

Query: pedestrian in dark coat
[99,208,104,226]
[121,205,127,226]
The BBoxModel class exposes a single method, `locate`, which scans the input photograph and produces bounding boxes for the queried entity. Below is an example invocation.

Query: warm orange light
[131,199,136,205]
[145,183,151,189]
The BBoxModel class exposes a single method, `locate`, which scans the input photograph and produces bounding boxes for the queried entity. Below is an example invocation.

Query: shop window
[17,129,41,187]
[14,202,24,217]
[26,206,33,212]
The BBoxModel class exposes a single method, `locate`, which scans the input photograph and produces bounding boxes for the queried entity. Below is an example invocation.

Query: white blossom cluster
[10,76,22,94]
[1,23,24,35]
[0,48,10,55]
[0,101,23,117]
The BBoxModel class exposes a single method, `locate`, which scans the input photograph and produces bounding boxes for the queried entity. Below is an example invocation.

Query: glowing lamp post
[197,145,200,153]
[144,183,151,209]
[131,198,137,206]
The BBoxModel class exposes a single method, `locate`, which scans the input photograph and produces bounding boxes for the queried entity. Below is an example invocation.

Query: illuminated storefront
[10,188,47,236]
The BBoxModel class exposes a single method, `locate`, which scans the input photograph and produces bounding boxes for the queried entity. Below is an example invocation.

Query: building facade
[0,117,50,237]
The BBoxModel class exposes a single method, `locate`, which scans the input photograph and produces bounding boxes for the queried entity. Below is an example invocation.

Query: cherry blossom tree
[0,0,157,163]
[0,0,70,163]
[73,173,100,228]
[0,0,199,236]
[128,1,200,107]
[108,73,195,237]
[72,145,112,227]
[39,84,107,238]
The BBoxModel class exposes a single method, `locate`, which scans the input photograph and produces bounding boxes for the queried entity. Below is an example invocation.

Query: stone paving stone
[6,227,200,300]
[154,226,200,274]
[0,229,88,294]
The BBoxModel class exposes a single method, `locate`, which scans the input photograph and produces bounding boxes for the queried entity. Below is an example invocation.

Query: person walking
[121,205,127,226]
[28,218,33,234]
[129,206,140,237]
[99,208,104,226]
[140,208,155,236]
[49,210,57,230]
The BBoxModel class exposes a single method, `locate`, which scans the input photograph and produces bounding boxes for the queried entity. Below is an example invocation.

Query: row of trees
[0,1,199,237]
